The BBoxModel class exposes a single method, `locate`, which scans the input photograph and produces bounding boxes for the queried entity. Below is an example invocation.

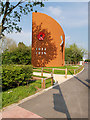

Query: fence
[73,65,84,75]
[41,75,53,89]
[33,67,67,78]
[65,61,80,65]
[33,68,54,89]
[33,65,84,77]
[33,66,84,89]
[65,61,84,66]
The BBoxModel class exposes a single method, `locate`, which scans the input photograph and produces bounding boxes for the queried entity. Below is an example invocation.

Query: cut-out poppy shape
[37,32,45,40]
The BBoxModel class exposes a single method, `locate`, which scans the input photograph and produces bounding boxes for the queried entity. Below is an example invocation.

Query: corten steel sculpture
[31,12,65,67]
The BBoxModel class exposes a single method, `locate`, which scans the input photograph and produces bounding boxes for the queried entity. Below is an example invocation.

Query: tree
[0,0,44,36]
[1,36,17,52]
[2,42,31,65]
[65,43,86,63]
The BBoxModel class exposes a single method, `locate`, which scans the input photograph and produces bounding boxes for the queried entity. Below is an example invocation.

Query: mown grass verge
[2,78,54,108]
[32,75,47,78]
[33,65,82,75]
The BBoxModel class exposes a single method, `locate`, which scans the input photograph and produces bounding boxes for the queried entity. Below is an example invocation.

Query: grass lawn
[32,75,47,78]
[0,93,2,109]
[33,65,82,75]
[2,77,54,108]
[2,65,83,108]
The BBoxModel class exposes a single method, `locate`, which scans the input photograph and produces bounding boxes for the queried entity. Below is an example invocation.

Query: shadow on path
[85,79,90,83]
[53,85,71,120]
[74,76,90,89]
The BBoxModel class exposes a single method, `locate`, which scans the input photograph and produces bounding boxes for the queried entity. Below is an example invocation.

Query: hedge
[2,65,33,91]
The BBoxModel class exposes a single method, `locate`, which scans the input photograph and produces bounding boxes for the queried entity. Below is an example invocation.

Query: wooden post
[64,61,65,65]
[41,78,43,88]
[51,77,53,85]
[43,78,45,89]
[65,68,67,78]
[41,67,43,76]
[51,72,53,77]
[74,70,75,75]
[52,68,54,74]
[51,72,53,85]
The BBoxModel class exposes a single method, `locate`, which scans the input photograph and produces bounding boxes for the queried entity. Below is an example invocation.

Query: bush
[2,42,31,65]
[2,65,33,91]
[85,59,90,62]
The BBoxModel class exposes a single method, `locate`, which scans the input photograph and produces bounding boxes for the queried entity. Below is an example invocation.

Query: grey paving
[19,64,89,119]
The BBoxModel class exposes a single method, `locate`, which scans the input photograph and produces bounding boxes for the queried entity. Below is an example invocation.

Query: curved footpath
[1,64,89,119]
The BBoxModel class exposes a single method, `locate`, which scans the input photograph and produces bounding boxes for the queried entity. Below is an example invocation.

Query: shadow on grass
[68,70,73,75]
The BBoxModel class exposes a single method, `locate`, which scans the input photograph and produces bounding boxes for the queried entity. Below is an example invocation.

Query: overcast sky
[5,2,88,51]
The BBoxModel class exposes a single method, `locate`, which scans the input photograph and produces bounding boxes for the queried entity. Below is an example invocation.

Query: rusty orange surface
[32,12,65,67]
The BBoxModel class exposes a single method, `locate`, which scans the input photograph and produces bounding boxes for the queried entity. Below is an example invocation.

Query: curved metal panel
[32,12,65,67]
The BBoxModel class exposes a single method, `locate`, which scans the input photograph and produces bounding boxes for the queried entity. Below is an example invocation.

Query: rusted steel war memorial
[31,12,65,67]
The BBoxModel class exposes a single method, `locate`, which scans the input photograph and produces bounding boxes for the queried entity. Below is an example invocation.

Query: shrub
[2,42,31,65]
[2,65,33,91]
[85,59,90,62]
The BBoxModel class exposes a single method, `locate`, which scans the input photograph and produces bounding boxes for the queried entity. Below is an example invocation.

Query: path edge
[1,67,85,112]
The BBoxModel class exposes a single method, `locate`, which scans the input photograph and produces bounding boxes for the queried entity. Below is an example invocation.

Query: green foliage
[32,75,47,78]
[65,43,85,63]
[2,65,33,91]
[0,93,2,109]
[0,1,45,34]
[2,78,54,108]
[33,65,81,75]
[2,42,31,65]
[1,36,17,52]
[75,66,84,74]
[2,85,36,108]
[85,59,90,62]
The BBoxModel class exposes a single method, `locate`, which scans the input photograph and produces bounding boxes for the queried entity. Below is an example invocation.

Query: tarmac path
[19,64,89,119]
